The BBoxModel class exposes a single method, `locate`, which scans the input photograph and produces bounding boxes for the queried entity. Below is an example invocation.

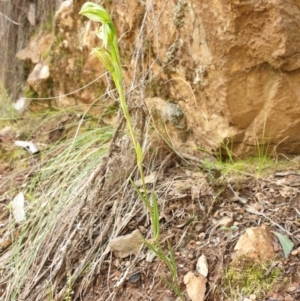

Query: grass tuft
[3,117,113,300]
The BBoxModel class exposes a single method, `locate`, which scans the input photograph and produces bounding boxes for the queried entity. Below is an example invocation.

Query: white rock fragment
[27,63,50,89]
[196,254,209,277]
[15,140,39,154]
[11,192,26,222]
[145,249,156,263]
[217,216,233,227]
[13,97,30,114]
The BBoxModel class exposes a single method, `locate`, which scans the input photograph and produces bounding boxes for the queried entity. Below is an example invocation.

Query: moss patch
[223,257,281,299]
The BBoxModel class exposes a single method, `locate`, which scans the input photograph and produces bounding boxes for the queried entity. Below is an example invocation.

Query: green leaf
[161,276,184,300]
[111,35,121,66]
[79,2,111,24]
[113,62,123,85]
[168,243,176,268]
[136,142,143,164]
[152,192,160,239]
[104,23,115,45]
[273,231,294,258]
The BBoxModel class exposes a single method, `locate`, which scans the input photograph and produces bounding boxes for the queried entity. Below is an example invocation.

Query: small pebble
[217,216,233,227]
[114,259,120,267]
[187,253,194,259]
[138,225,146,232]
[287,285,297,292]
[291,249,299,256]
[129,273,141,283]
[124,261,130,267]
[198,232,205,240]
[195,224,203,232]
[185,169,191,177]
[249,294,256,300]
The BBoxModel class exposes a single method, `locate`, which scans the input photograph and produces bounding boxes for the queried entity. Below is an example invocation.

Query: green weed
[63,273,73,301]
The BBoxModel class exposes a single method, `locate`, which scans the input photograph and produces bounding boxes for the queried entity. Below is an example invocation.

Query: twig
[0,11,21,25]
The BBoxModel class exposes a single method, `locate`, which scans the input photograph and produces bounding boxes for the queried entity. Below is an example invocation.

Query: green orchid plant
[79,3,183,299]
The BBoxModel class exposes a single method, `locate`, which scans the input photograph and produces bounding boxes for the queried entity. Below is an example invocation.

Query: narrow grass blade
[167,240,177,275]
[151,192,160,239]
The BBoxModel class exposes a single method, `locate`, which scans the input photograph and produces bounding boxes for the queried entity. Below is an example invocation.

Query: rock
[138,0,300,156]
[184,271,207,301]
[54,0,74,30]
[15,0,300,155]
[109,229,143,259]
[15,140,39,154]
[16,31,54,64]
[128,273,141,283]
[13,97,30,115]
[217,216,233,227]
[11,192,26,223]
[196,254,208,277]
[234,224,276,262]
[27,62,50,93]
[146,97,188,151]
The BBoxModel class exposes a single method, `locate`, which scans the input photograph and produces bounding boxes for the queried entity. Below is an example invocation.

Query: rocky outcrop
[16,0,106,111]
[17,0,300,156]
[141,0,300,156]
